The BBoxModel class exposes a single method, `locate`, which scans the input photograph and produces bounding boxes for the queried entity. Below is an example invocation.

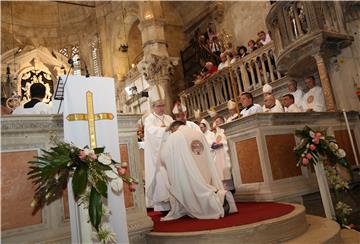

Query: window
[71,46,81,76]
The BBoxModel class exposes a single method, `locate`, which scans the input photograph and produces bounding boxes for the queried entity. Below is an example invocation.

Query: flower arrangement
[28,142,138,243]
[294,126,350,169]
[294,126,355,229]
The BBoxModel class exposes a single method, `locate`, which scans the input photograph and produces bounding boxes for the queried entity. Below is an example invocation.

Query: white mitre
[207,108,218,118]
[227,100,236,110]
[148,84,165,106]
[200,118,211,130]
[262,83,273,94]
[172,102,187,115]
[194,109,201,120]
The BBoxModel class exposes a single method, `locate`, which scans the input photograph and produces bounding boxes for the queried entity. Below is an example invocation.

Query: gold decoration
[66,91,114,148]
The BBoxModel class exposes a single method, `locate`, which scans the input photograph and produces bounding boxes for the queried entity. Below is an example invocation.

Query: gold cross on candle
[66,91,114,148]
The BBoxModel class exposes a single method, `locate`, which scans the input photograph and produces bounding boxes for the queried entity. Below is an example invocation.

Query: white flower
[96,224,117,243]
[105,170,118,179]
[110,178,123,192]
[309,130,315,138]
[84,148,95,156]
[336,149,346,158]
[329,142,339,151]
[98,153,112,165]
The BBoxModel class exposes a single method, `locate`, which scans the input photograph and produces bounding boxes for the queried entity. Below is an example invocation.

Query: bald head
[264,94,276,109]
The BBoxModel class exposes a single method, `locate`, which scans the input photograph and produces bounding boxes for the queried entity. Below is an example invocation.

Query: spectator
[257,30,272,45]
[263,94,284,112]
[229,49,238,64]
[282,94,302,112]
[204,62,218,78]
[302,76,326,112]
[218,52,230,70]
[247,40,258,52]
[237,46,248,58]
[240,92,262,117]
[209,36,222,64]
[12,83,52,115]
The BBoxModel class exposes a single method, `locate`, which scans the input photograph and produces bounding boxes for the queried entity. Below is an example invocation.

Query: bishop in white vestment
[144,85,174,211]
[172,101,201,132]
[160,121,237,221]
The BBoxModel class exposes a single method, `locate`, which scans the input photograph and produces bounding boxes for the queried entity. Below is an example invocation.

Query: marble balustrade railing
[267,1,347,54]
[180,42,284,118]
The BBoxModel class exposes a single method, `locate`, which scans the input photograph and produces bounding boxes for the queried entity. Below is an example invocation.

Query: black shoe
[223,197,230,215]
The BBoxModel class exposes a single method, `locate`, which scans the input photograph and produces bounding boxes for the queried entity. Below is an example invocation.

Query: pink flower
[129,182,138,192]
[79,150,86,160]
[312,138,320,144]
[309,144,317,151]
[302,157,309,165]
[306,153,313,159]
[117,167,127,176]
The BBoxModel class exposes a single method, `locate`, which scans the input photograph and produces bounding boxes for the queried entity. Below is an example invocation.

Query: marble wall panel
[265,134,302,180]
[1,150,42,230]
[235,138,264,183]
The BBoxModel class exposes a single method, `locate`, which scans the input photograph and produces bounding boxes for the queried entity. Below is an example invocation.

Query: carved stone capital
[137,54,179,86]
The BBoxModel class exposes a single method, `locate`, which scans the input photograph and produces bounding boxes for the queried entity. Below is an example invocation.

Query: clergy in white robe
[199,119,215,148]
[240,92,262,117]
[212,116,232,185]
[302,76,326,112]
[282,94,302,112]
[262,83,282,108]
[160,121,237,221]
[287,80,304,109]
[263,94,284,112]
[225,100,239,123]
[144,84,174,211]
[12,83,52,115]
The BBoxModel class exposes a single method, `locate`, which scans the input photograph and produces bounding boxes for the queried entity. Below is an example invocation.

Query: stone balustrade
[180,43,284,118]
[266,1,353,74]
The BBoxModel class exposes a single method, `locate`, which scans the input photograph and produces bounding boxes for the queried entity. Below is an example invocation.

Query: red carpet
[148,202,294,232]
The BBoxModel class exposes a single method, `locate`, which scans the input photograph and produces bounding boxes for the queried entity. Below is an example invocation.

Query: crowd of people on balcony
[190,26,274,89]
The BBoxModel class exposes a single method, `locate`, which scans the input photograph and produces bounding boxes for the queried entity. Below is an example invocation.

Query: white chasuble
[213,127,232,181]
[144,112,173,210]
[63,76,129,244]
[160,125,237,221]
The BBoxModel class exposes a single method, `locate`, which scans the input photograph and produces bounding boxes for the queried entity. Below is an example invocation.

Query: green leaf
[94,147,105,154]
[95,180,108,198]
[89,186,102,231]
[72,163,88,199]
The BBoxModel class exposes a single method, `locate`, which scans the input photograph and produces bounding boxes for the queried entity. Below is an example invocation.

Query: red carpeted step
[148,202,295,232]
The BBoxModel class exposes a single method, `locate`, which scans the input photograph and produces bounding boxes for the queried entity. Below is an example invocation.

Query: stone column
[314,53,336,111]
[137,3,179,113]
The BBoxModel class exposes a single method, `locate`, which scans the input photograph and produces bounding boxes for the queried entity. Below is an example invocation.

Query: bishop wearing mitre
[172,101,201,132]
[144,84,174,211]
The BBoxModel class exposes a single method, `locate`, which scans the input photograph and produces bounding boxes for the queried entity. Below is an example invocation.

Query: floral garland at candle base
[28,142,138,243]
[294,126,356,229]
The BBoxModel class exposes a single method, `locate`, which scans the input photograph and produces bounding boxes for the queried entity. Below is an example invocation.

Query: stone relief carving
[137,54,179,85]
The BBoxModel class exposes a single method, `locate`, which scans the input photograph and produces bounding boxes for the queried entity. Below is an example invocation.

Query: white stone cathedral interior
[1,1,360,243]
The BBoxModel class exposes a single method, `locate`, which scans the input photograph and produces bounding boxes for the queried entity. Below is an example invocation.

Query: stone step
[147,204,308,244]
[284,215,341,244]
[340,229,360,244]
